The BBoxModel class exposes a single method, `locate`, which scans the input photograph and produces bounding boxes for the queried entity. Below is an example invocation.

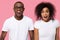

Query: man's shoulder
[24,16,33,21]
[4,16,14,23]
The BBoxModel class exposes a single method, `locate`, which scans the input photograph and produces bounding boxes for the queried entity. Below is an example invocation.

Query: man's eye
[15,7,24,8]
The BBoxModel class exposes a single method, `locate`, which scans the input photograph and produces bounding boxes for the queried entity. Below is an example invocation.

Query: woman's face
[41,7,50,22]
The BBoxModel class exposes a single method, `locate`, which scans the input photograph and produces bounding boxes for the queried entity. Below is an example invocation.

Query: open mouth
[17,11,20,12]
[44,16,48,18]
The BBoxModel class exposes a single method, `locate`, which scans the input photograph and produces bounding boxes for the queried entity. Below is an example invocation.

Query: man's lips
[17,10,21,13]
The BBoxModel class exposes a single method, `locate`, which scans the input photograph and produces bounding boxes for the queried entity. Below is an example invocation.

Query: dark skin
[29,30,34,40]
[0,1,34,40]
[0,31,7,40]
[55,27,60,40]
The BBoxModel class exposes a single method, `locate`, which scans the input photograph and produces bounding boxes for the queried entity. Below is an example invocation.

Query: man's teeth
[18,11,20,12]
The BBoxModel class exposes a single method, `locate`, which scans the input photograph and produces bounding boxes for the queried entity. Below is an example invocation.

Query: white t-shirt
[2,16,34,40]
[34,20,60,40]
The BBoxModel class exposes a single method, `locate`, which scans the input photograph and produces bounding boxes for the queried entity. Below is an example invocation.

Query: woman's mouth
[43,15,49,19]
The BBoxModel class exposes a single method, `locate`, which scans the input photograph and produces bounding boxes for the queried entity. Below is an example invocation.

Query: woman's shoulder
[53,19,60,28]
[34,20,42,23]
[53,19,60,23]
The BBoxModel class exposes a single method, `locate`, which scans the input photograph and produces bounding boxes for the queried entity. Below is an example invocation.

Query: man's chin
[17,15,21,17]
[17,14,23,17]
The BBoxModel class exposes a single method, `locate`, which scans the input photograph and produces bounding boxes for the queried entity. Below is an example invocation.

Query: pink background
[0,0,60,40]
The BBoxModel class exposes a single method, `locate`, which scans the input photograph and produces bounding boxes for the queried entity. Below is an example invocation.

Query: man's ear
[13,7,15,11]
[13,7,14,10]
[23,8,25,11]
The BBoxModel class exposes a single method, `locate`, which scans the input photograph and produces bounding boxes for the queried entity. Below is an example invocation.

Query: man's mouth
[17,11,20,13]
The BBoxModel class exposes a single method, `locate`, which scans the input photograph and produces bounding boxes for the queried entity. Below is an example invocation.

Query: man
[0,1,34,40]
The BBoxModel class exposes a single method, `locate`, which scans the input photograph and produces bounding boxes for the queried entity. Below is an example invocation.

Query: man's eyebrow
[15,6,23,7]
[15,5,24,7]
[14,6,24,9]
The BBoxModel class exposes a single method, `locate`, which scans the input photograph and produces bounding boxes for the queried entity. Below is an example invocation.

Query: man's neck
[14,15,23,20]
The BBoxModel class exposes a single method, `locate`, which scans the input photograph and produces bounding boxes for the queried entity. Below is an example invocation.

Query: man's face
[14,3,24,17]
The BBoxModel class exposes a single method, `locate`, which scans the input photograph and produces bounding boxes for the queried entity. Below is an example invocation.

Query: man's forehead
[14,2,24,7]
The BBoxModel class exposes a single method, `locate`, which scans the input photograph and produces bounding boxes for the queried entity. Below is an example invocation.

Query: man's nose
[17,8,20,10]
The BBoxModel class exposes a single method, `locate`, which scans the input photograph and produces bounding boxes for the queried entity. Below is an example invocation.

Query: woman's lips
[44,16,48,18]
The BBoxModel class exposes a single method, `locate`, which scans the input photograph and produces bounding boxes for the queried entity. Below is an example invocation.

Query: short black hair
[14,1,24,8]
[35,2,55,20]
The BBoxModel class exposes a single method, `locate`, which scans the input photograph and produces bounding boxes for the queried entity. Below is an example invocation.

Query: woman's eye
[41,11,44,13]
[46,10,49,13]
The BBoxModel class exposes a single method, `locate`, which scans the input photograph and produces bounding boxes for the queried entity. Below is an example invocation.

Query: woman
[34,2,60,40]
